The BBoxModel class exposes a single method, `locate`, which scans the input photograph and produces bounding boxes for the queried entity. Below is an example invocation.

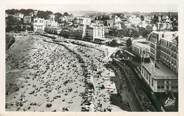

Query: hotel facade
[137,31,178,93]
[147,31,178,74]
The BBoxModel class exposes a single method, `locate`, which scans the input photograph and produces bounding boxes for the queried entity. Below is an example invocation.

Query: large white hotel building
[138,31,178,93]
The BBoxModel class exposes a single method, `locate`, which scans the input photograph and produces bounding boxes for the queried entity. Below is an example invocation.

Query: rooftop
[149,31,178,43]
[132,37,147,43]
[142,61,177,80]
[132,42,150,50]
[161,34,178,43]
[152,31,177,35]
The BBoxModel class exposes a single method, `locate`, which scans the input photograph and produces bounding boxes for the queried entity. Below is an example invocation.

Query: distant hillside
[70,10,178,17]
[70,10,108,16]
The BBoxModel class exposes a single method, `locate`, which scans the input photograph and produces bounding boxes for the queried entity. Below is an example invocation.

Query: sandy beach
[6,33,122,112]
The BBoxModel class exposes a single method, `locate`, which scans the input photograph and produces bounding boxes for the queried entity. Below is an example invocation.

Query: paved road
[110,61,141,111]
[114,58,157,111]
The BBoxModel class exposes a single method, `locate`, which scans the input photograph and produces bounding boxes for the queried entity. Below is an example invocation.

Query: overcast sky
[3,0,178,13]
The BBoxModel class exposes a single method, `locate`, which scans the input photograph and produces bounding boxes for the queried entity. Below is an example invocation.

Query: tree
[54,12,63,22]
[126,38,132,50]
[6,15,23,32]
[151,15,159,24]
[6,16,21,25]
[137,25,153,38]
[60,29,70,38]
[6,34,15,50]
[37,10,53,19]
[108,39,118,47]
[101,15,110,20]
[140,15,144,21]
[127,28,139,38]
[139,27,146,37]
[63,12,69,16]
[117,29,126,38]
[19,9,34,16]
[6,9,19,15]
[109,28,118,36]
[172,18,178,31]
[6,9,34,16]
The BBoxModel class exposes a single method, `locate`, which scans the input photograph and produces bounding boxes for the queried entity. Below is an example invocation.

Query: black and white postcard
[0,0,183,115]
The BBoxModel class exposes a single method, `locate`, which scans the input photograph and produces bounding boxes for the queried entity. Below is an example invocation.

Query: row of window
[160,54,177,73]
[171,53,177,59]
[150,44,157,50]
[34,19,44,23]
[35,25,44,28]
[160,49,177,60]
[150,48,156,55]
[160,44,177,53]
[160,40,171,47]
[93,30,104,37]
[160,47,170,55]
[170,64,177,73]
[160,39,177,49]
[160,52,177,66]
[141,66,152,88]
[157,85,178,90]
